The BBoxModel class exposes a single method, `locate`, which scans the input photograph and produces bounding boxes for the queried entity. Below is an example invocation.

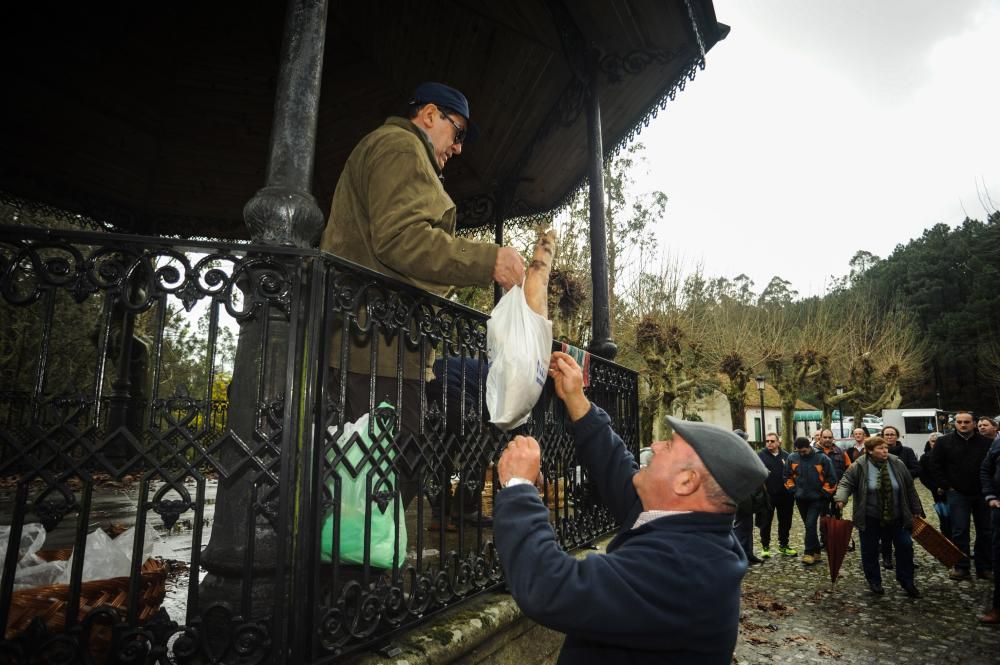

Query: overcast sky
[635,0,1000,297]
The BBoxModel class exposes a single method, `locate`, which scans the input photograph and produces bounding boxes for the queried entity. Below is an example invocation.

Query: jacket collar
[608,511,735,552]
[384,116,443,176]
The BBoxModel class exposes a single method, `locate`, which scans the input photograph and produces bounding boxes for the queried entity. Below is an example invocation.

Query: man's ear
[672,467,701,497]
[413,103,437,129]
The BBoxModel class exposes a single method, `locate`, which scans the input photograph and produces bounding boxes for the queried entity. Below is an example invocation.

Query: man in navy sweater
[493,352,768,664]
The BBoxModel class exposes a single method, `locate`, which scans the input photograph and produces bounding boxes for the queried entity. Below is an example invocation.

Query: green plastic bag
[321,403,407,568]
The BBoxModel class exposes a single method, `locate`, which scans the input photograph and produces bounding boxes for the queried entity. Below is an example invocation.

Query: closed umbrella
[820,515,854,585]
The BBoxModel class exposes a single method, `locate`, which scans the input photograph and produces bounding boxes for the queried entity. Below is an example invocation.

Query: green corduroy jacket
[320,117,498,378]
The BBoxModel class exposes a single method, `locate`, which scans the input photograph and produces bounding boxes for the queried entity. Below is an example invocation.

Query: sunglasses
[439,110,467,145]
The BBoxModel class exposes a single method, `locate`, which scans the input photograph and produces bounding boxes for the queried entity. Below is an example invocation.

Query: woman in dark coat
[919,432,950,536]
[835,436,925,597]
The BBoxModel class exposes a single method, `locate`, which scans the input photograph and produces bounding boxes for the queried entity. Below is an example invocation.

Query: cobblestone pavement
[733,486,999,664]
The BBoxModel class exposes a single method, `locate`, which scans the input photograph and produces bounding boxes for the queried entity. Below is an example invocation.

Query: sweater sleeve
[569,404,642,525]
[982,443,1000,501]
[834,462,859,504]
[493,489,741,653]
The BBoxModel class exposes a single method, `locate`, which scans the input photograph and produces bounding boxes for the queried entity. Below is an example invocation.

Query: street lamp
[755,375,766,444]
[835,385,845,439]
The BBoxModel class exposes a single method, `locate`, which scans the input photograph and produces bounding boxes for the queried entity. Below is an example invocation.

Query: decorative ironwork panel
[0,224,639,664]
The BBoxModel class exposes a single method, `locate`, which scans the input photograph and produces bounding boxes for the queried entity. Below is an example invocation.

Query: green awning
[793,410,823,422]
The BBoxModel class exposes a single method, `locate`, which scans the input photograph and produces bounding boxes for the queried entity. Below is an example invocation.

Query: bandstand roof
[0,1,727,239]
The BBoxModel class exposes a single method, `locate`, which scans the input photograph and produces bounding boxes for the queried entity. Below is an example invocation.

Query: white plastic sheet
[0,523,154,590]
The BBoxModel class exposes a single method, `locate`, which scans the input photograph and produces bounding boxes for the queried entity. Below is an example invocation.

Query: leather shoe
[902,584,921,598]
[949,567,971,580]
[747,555,764,565]
[978,608,1000,624]
[882,557,894,570]
[868,582,884,595]
[977,570,994,581]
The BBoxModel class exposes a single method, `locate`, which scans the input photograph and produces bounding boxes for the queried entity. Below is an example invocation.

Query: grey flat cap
[666,416,769,502]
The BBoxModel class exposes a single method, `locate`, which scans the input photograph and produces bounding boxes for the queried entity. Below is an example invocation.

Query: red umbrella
[820,515,854,585]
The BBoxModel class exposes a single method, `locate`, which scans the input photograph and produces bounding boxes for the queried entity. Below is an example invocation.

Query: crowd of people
[752,415,1000,624]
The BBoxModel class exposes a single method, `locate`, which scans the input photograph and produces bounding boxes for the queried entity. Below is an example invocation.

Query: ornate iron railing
[0,225,639,664]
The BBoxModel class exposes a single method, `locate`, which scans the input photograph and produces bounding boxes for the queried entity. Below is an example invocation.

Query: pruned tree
[700,296,784,430]
[764,298,844,447]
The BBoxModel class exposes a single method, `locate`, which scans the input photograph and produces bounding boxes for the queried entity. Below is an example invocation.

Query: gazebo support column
[243,0,328,246]
[201,0,329,634]
[585,53,617,360]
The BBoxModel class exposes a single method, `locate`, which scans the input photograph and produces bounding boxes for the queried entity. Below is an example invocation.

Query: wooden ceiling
[0,1,726,240]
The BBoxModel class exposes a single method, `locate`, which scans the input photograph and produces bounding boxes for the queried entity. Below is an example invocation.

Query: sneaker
[779,546,798,557]
[802,554,817,566]
[760,548,772,559]
[949,567,971,580]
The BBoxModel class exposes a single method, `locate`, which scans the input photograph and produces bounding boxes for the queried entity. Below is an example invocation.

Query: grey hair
[684,461,737,511]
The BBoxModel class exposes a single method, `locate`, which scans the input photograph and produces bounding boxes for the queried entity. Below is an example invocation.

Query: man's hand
[549,351,590,421]
[989,498,1000,509]
[493,246,526,291]
[498,435,541,486]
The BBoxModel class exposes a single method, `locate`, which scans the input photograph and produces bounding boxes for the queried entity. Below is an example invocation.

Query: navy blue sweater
[494,405,746,665]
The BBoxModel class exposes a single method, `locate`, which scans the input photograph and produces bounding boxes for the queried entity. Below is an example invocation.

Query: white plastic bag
[57,526,154,584]
[486,284,553,430]
[0,523,66,589]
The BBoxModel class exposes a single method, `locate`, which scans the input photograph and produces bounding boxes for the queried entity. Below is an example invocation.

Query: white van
[881,409,948,452]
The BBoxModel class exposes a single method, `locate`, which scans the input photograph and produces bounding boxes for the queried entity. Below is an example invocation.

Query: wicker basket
[4,549,167,643]
[911,515,964,568]
[543,478,567,511]
[476,477,565,518]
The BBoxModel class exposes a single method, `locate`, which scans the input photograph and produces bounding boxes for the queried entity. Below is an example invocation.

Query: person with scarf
[835,435,925,597]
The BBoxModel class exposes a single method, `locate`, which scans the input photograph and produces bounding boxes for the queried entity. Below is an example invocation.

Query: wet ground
[5,480,997,663]
[734,485,999,664]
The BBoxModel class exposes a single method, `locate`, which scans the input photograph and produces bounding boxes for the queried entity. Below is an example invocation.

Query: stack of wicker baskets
[4,549,167,650]
[475,476,566,518]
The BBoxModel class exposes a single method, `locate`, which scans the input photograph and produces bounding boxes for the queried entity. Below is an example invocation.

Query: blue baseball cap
[410,81,480,144]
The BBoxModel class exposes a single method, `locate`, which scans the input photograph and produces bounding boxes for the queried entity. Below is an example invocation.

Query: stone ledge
[347,535,612,665]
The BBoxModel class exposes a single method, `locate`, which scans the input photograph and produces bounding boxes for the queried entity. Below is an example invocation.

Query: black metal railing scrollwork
[0,222,638,664]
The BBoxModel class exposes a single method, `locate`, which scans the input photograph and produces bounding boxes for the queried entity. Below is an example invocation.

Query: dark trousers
[796,497,826,555]
[947,490,993,573]
[734,510,754,557]
[427,357,491,520]
[859,517,914,588]
[759,492,794,549]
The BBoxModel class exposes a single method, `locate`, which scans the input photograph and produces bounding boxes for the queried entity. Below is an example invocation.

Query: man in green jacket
[320,82,524,506]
